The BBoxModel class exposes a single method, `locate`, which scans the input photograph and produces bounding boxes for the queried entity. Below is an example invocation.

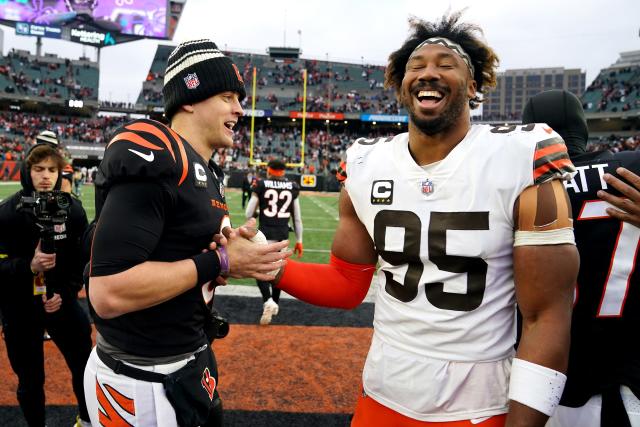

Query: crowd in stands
[0,49,99,101]
[583,66,640,113]
[587,134,640,153]
[218,124,398,175]
[137,47,402,115]
[235,57,402,114]
[0,111,129,161]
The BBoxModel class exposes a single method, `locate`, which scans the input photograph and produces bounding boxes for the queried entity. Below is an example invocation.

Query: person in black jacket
[0,141,92,427]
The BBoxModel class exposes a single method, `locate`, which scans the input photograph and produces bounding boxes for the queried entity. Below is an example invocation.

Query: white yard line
[305,227,336,232]
[307,196,339,221]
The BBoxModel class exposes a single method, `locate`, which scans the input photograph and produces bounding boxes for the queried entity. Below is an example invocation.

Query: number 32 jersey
[343,124,574,421]
[253,177,300,241]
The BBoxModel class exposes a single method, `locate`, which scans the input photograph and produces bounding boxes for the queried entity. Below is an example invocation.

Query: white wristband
[508,358,566,416]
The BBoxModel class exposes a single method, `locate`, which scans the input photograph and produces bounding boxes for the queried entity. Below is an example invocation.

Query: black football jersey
[253,177,299,241]
[91,119,230,356]
[561,149,640,406]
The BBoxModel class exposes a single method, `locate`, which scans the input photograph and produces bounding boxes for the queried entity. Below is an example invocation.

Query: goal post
[248,67,307,169]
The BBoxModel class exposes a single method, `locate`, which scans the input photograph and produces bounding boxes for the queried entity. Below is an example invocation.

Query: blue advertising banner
[15,22,62,39]
[360,114,409,123]
[244,109,273,118]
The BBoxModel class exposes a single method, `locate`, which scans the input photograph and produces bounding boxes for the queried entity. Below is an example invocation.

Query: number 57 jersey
[343,124,575,421]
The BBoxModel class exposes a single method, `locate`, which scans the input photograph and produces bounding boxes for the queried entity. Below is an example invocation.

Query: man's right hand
[30,240,56,274]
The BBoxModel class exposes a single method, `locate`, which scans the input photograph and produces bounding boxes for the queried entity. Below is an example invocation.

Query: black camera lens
[56,194,70,209]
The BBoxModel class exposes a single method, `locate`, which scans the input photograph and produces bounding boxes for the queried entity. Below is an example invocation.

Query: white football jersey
[344,123,572,421]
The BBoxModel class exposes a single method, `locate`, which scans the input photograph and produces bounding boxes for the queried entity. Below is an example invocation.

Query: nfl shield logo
[421,178,434,195]
[184,73,200,89]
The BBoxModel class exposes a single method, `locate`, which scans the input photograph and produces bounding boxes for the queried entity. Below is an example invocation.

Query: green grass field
[0,182,339,285]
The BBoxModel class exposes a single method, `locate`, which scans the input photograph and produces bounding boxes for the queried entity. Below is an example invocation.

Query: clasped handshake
[207,218,292,284]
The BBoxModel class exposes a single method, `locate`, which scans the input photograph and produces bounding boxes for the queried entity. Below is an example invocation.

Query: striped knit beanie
[163,39,246,119]
[36,130,59,146]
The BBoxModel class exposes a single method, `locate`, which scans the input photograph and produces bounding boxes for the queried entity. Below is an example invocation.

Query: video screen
[0,0,168,38]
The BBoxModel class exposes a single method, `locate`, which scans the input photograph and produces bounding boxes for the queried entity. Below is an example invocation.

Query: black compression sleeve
[90,181,173,276]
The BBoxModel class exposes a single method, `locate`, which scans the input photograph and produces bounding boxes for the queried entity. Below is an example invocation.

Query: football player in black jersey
[83,39,291,427]
[523,90,640,427]
[245,159,303,324]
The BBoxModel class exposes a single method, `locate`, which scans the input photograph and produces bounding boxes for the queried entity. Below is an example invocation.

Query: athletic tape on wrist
[191,251,221,286]
[508,358,566,416]
[217,246,230,277]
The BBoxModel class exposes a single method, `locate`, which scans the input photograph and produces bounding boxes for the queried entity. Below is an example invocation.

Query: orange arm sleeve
[276,253,376,309]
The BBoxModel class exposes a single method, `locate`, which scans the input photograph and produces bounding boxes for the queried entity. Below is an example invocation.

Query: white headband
[410,37,475,77]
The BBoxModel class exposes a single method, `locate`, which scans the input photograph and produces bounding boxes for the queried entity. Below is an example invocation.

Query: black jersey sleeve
[99,119,189,188]
[90,180,175,277]
[291,181,300,200]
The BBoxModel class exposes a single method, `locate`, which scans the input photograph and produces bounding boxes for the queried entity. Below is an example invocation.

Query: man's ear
[181,104,195,113]
[467,79,477,100]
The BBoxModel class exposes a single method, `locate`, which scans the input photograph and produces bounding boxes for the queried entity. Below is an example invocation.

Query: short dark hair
[385,11,499,109]
[26,144,65,172]
[267,159,286,170]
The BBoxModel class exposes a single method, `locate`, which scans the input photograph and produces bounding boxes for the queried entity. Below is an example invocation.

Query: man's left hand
[43,293,62,313]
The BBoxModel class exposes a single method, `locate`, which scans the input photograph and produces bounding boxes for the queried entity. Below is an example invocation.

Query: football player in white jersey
[232,12,579,427]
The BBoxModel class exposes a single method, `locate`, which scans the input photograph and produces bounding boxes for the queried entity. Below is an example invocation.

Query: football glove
[294,242,303,258]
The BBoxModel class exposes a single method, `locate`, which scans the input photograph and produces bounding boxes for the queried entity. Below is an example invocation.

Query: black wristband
[191,251,221,286]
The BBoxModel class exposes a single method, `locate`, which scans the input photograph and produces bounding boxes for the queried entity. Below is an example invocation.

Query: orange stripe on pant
[351,391,506,427]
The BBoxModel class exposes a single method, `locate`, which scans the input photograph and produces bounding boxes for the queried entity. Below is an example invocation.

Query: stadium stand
[582,66,640,113]
[137,45,404,115]
[0,49,99,105]
[2,45,640,181]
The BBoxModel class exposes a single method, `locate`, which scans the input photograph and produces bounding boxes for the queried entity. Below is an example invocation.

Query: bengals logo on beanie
[162,39,247,120]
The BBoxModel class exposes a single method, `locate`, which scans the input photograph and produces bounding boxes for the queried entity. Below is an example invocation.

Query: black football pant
[1,298,93,426]
[257,281,281,304]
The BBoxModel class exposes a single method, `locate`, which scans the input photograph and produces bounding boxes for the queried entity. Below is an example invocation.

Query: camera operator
[0,142,93,427]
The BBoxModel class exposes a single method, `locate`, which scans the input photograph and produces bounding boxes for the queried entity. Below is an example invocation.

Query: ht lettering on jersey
[563,162,616,194]
[371,180,394,205]
[264,180,293,190]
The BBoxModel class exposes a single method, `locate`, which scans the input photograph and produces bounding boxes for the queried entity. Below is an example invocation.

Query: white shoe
[260,298,278,325]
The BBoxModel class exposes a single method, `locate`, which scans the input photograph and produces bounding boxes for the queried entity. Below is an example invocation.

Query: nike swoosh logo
[128,148,154,162]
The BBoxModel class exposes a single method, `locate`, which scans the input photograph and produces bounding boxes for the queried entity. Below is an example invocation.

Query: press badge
[33,272,46,296]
